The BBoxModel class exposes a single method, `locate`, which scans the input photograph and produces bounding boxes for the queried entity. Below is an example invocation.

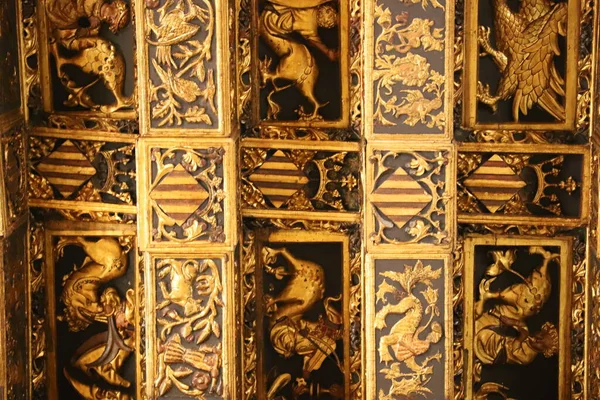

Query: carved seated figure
[46,0,134,112]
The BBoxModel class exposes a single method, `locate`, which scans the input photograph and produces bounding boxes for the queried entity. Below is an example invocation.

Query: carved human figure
[262,246,343,395]
[259,0,339,120]
[474,247,559,366]
[46,0,133,112]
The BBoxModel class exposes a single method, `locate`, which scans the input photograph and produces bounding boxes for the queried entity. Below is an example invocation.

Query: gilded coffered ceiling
[0,0,597,398]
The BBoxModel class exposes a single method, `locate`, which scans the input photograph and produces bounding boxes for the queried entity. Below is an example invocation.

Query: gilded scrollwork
[2,125,27,227]
[149,147,226,243]
[45,0,134,112]
[588,254,600,399]
[375,260,443,399]
[373,3,445,131]
[154,258,223,398]
[369,150,450,245]
[145,0,217,127]
[47,114,139,134]
[29,222,47,397]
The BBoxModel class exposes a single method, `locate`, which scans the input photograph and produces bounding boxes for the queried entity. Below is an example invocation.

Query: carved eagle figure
[477,0,568,121]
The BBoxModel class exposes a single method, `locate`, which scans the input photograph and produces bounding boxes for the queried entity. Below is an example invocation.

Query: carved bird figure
[146,0,210,66]
[477,0,567,121]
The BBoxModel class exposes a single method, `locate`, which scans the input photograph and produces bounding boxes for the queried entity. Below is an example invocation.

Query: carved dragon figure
[57,236,135,399]
[375,261,442,373]
[476,0,567,121]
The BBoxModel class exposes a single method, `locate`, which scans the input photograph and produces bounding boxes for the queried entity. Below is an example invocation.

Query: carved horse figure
[259,0,338,120]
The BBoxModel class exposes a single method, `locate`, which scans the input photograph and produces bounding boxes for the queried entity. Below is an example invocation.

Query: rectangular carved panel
[142,0,228,133]
[462,0,581,130]
[43,223,141,400]
[242,228,361,399]
[28,134,137,222]
[461,236,575,399]
[38,0,137,123]
[366,255,451,399]
[241,140,361,219]
[367,0,450,138]
[365,144,453,250]
[255,0,349,126]
[457,144,589,226]
[147,253,233,398]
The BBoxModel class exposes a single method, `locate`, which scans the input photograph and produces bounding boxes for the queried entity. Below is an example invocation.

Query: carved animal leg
[477,26,507,71]
[378,335,396,364]
[476,81,501,113]
[159,281,170,302]
[96,43,133,113]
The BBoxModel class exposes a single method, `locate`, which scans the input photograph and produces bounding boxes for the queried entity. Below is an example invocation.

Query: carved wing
[518,0,553,22]
[512,3,567,121]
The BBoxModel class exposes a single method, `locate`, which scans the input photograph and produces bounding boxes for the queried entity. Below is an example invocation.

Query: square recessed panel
[366,144,454,251]
[138,138,235,250]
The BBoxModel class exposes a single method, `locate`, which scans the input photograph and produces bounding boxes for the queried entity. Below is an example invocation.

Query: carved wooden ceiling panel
[0,0,597,398]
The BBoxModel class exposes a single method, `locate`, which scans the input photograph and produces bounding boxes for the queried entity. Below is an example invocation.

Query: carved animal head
[317,4,338,29]
[101,0,130,33]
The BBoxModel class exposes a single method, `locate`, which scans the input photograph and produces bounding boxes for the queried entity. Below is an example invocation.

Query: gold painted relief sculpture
[259,0,339,120]
[57,236,135,399]
[262,246,344,398]
[146,0,216,127]
[473,247,559,397]
[476,0,567,121]
[372,3,445,130]
[375,260,443,399]
[154,258,223,398]
[46,0,134,112]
